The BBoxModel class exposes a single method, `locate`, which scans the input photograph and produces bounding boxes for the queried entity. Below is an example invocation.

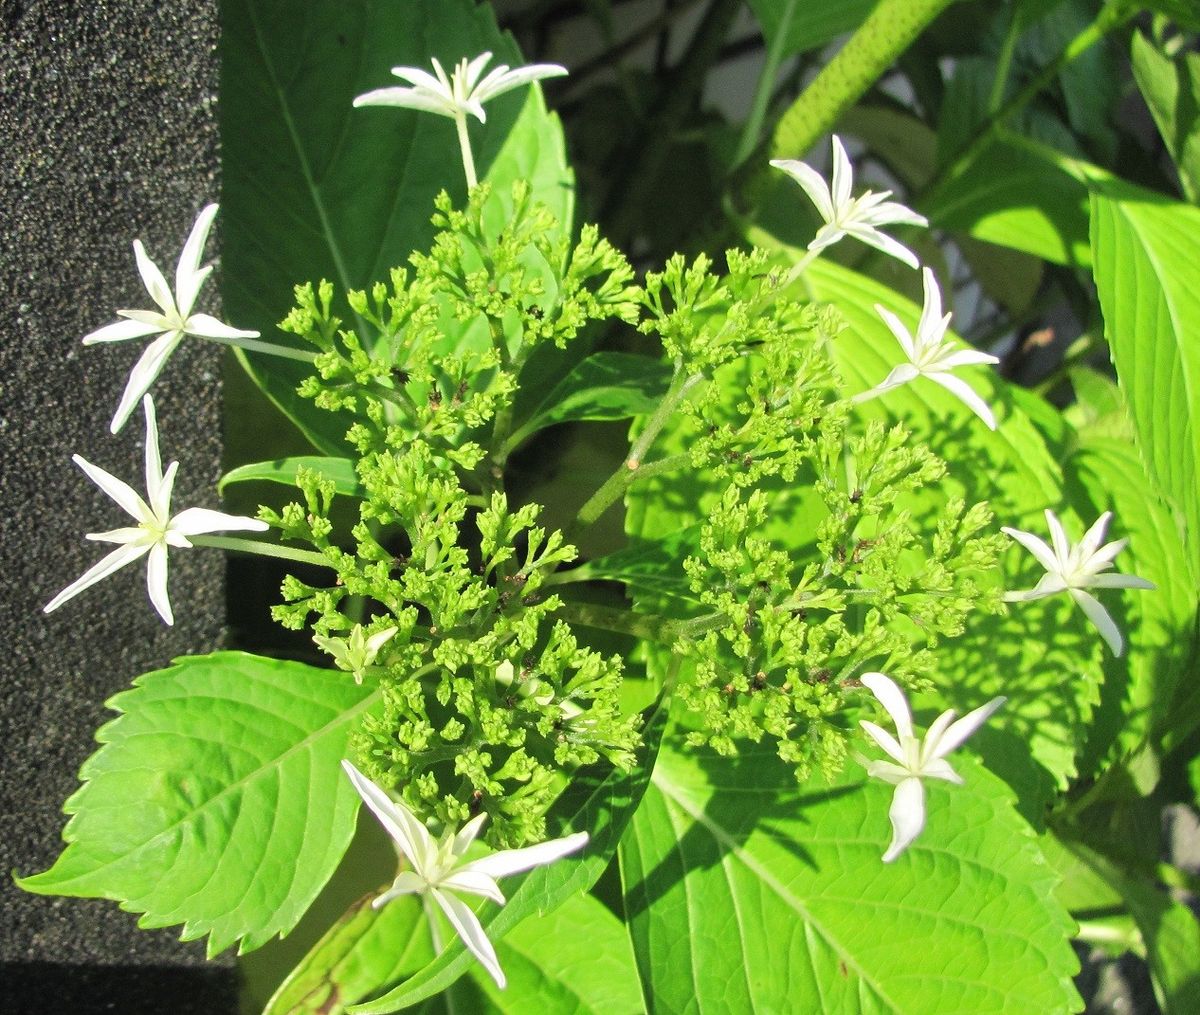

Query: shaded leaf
[744,0,877,58]
[508,353,673,452]
[18,653,380,956]
[1130,30,1200,204]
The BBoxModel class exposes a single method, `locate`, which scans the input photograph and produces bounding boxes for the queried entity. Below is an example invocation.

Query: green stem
[455,113,478,190]
[629,372,704,467]
[203,333,316,362]
[987,7,1023,115]
[190,534,332,569]
[733,0,797,168]
[573,450,693,533]
[768,0,956,162]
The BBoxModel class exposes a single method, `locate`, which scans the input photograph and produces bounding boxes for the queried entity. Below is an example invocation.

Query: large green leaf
[620,741,1081,1013]
[1089,183,1200,576]
[18,652,380,956]
[924,132,1092,266]
[1130,30,1200,204]
[745,0,878,57]
[220,0,573,455]
[349,707,668,1012]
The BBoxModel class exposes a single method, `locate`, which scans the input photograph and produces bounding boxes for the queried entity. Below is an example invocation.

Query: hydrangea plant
[20,1,1200,1012]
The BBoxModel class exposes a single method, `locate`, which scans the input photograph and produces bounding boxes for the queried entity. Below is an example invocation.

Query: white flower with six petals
[770,134,929,269]
[353,52,567,188]
[859,672,1005,863]
[1001,509,1155,657]
[43,395,268,625]
[851,267,1001,429]
[342,759,588,988]
[83,204,260,434]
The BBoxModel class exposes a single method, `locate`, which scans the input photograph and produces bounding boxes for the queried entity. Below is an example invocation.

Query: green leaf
[348,706,668,1013]
[508,353,673,452]
[265,895,436,1014]
[220,0,573,454]
[620,741,1082,1013]
[1065,839,1200,1014]
[1089,183,1200,576]
[1140,0,1200,30]
[17,652,380,956]
[474,892,646,1014]
[745,0,877,56]
[925,132,1092,266]
[1130,30,1200,204]
[218,455,362,498]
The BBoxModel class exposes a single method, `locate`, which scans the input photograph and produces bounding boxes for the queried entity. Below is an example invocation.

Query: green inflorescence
[259,182,1008,843]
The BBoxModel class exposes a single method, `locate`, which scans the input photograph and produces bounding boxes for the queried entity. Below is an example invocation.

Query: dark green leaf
[620,741,1081,1012]
[18,653,380,956]
[218,455,362,498]
[220,0,573,454]
[508,353,673,452]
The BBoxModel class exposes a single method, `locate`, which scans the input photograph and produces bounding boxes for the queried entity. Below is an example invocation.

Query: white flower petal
[142,395,163,501]
[927,697,1005,761]
[432,888,506,989]
[82,318,164,345]
[916,268,943,345]
[1071,588,1124,656]
[859,720,905,766]
[390,64,448,92]
[176,204,219,317]
[453,812,489,857]
[1079,511,1114,559]
[109,330,185,434]
[459,831,588,880]
[473,62,567,103]
[1001,525,1061,575]
[1087,573,1156,590]
[830,135,854,212]
[874,303,917,361]
[850,363,921,406]
[930,348,1001,371]
[919,758,963,784]
[862,199,929,229]
[352,87,456,117]
[86,526,147,544]
[865,759,910,785]
[844,223,921,270]
[43,541,150,614]
[373,870,426,908]
[860,672,913,739]
[133,239,176,316]
[171,506,269,535]
[185,313,260,341]
[919,709,958,764]
[1045,510,1071,566]
[925,371,997,430]
[441,869,506,904]
[145,541,173,625]
[769,159,835,224]
[72,454,151,522]
[152,461,180,526]
[882,777,926,863]
[341,760,435,872]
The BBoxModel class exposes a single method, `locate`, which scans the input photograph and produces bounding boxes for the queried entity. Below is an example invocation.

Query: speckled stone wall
[0,1,235,1010]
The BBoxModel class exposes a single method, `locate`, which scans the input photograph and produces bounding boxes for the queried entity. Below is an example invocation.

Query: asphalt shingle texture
[0,1,236,1010]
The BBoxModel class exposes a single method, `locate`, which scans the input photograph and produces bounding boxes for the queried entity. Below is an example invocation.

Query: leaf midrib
[649,764,902,1014]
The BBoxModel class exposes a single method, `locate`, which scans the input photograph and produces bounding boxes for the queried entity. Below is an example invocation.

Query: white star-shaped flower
[1001,509,1155,657]
[43,395,268,625]
[313,624,398,684]
[353,51,567,124]
[770,134,929,269]
[342,759,588,989]
[859,672,1005,862]
[851,267,1000,429]
[83,204,260,434]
